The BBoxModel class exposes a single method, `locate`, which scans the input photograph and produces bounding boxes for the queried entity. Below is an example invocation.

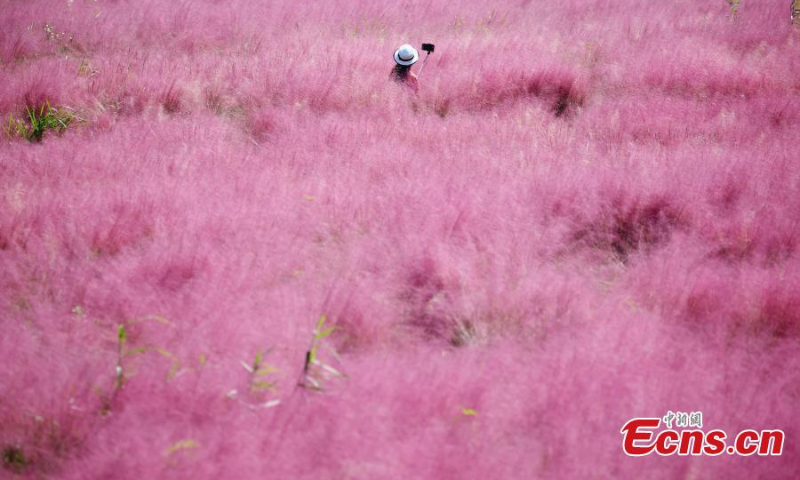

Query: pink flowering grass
[1,0,798,478]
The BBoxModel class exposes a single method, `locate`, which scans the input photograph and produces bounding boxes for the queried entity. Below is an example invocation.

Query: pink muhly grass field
[1,0,798,478]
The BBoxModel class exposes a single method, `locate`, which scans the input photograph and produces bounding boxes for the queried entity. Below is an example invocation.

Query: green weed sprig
[241,348,280,394]
[225,349,282,410]
[6,101,72,142]
[299,315,345,391]
[97,315,176,414]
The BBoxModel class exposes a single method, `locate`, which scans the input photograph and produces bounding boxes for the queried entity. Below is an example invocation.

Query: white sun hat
[394,44,419,66]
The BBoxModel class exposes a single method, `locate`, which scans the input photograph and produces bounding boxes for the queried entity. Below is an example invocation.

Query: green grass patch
[6,101,73,143]
[2,445,27,474]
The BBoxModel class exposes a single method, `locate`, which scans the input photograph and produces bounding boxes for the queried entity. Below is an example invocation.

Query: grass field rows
[1,1,798,478]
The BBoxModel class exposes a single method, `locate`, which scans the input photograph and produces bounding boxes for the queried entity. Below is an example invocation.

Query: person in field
[390,44,419,93]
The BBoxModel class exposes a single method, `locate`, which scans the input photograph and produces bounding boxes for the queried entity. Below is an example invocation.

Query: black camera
[421,43,435,53]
